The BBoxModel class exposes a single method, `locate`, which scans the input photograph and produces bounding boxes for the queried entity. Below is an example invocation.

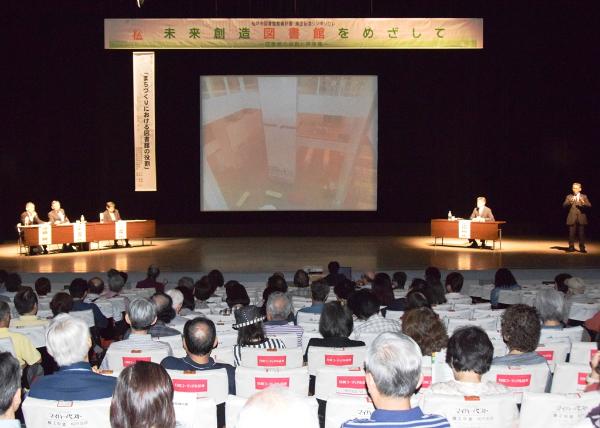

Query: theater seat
[307,346,367,376]
[519,392,599,428]
[226,394,318,428]
[314,366,367,401]
[482,363,550,402]
[550,363,590,393]
[104,347,171,370]
[22,396,111,428]
[324,395,375,428]
[240,347,303,369]
[234,366,309,398]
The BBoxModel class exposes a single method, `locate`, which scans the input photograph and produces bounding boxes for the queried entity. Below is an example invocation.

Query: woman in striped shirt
[232,305,286,366]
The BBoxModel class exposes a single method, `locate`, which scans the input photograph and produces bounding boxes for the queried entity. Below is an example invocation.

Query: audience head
[224,281,250,309]
[88,276,105,295]
[319,301,353,339]
[147,264,160,280]
[108,273,125,293]
[392,271,407,289]
[5,273,22,293]
[347,289,380,320]
[46,314,91,367]
[175,285,195,312]
[409,278,427,293]
[293,269,309,288]
[194,276,216,302]
[565,277,586,295]
[554,273,572,294]
[327,261,340,275]
[177,276,194,290]
[501,304,541,353]
[445,272,464,293]
[237,387,319,428]
[126,298,157,332]
[494,268,517,288]
[266,292,292,321]
[233,305,266,346]
[50,292,73,316]
[110,361,176,428]
[208,269,225,288]
[402,307,448,356]
[151,292,176,324]
[310,279,330,303]
[14,286,38,315]
[425,266,441,282]
[446,326,494,377]
[0,352,22,420]
[333,278,355,302]
[34,277,51,296]
[428,279,447,305]
[534,289,566,325]
[68,278,88,299]
[267,274,288,293]
[372,273,394,306]
[165,289,184,314]
[0,302,11,327]
[404,290,431,311]
[183,317,217,357]
[364,332,422,401]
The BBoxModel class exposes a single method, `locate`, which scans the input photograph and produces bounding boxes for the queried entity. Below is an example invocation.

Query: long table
[430,219,506,249]
[20,220,156,249]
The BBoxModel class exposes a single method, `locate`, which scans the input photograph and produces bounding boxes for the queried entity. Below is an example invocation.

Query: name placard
[73,223,87,243]
[38,224,52,245]
[458,220,471,239]
[115,221,128,240]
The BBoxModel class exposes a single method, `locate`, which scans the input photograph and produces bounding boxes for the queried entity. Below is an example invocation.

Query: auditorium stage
[0,235,598,275]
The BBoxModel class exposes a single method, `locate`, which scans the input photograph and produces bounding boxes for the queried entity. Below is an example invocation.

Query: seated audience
[425,266,442,283]
[324,261,346,287]
[554,273,572,294]
[208,269,225,289]
[565,277,590,323]
[263,292,303,347]
[194,275,216,309]
[232,305,286,367]
[86,276,105,302]
[101,298,172,370]
[404,290,431,311]
[430,326,508,395]
[341,332,450,428]
[490,268,521,307]
[425,276,447,306]
[237,387,319,428]
[175,285,196,315]
[147,292,180,337]
[348,290,401,339]
[534,289,566,329]
[0,273,22,300]
[225,281,251,310]
[161,317,235,427]
[50,292,73,316]
[0,352,22,427]
[401,307,448,357]
[136,264,164,292]
[98,273,128,323]
[176,276,194,292]
[29,314,116,399]
[297,279,329,316]
[444,272,464,298]
[289,269,311,298]
[267,274,288,293]
[392,271,407,289]
[372,273,405,314]
[304,301,364,361]
[110,361,176,428]
[165,289,188,326]
[34,277,51,297]
[69,278,108,328]
[11,287,49,327]
[333,278,355,304]
[493,304,547,366]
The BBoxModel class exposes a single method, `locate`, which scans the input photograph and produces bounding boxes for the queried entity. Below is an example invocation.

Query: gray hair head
[266,292,293,320]
[166,289,184,309]
[534,289,566,323]
[127,298,157,331]
[108,274,125,292]
[46,314,90,366]
[364,332,422,398]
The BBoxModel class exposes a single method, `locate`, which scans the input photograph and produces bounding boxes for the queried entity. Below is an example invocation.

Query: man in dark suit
[48,200,75,252]
[101,201,130,248]
[468,196,495,249]
[563,182,592,253]
[20,202,47,255]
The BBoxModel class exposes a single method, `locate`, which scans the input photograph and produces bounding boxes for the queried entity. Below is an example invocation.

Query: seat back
[265,333,298,349]
[421,393,519,428]
[568,302,600,321]
[105,346,171,370]
[9,325,46,348]
[212,346,235,366]
[550,363,590,393]
[519,392,599,428]
[482,363,549,401]
[535,340,570,372]
[569,341,598,365]
[217,332,238,348]
[70,309,95,328]
[296,311,321,324]
[240,347,303,369]
[446,296,473,306]
[301,330,322,354]
[167,368,229,404]
[324,395,375,428]
[0,337,16,357]
[349,332,378,348]
[314,367,367,400]
[226,394,318,428]
[172,396,217,428]
[307,346,367,376]
[22,397,111,428]
[234,366,309,398]
[447,317,497,334]
[435,308,472,320]
[484,330,508,358]
[540,326,584,344]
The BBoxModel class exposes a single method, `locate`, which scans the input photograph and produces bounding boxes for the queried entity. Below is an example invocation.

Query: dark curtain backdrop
[2,1,599,240]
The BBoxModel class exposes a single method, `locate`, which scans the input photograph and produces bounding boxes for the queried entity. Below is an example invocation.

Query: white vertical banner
[133,51,157,191]
[458,220,472,239]
[38,224,52,245]
[115,220,128,240]
[73,223,87,243]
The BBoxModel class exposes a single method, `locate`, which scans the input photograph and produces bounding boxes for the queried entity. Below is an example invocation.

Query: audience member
[401,307,448,356]
[490,268,521,307]
[69,278,108,328]
[110,361,176,428]
[147,292,180,337]
[289,269,311,298]
[425,276,447,306]
[237,387,319,428]
[263,292,303,347]
[324,261,345,287]
[208,269,225,289]
[333,278,355,303]
[165,289,188,326]
[348,290,401,339]
[175,285,196,315]
[267,274,288,293]
[101,298,172,370]
[565,277,590,323]
[534,289,566,329]
[176,276,194,291]
[1,274,22,299]
[425,266,442,283]
[86,276,105,301]
[34,277,51,296]
[392,271,407,290]
[0,270,7,292]
[50,292,73,317]
[98,272,128,323]
[0,352,22,427]
[29,314,116,399]
[444,272,464,298]
[136,264,164,292]
[404,291,431,311]
[372,273,405,314]
[225,281,251,309]
[297,280,329,316]
[11,287,49,327]
[430,326,508,395]
[194,276,216,309]
[232,305,285,367]
[341,332,450,428]
[554,273,572,294]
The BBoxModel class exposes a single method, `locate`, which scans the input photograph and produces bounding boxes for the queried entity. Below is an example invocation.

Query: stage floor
[0,235,598,274]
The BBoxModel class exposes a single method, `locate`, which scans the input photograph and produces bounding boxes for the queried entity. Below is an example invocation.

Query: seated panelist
[48,200,76,252]
[101,201,130,248]
[468,196,495,249]
[19,202,47,255]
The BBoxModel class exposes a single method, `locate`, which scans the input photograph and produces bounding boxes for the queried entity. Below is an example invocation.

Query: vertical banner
[38,224,52,245]
[458,220,472,239]
[73,223,87,243]
[133,52,157,191]
[115,220,128,240]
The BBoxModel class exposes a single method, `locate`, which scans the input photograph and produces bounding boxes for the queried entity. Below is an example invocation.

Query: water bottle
[80,215,85,223]
[447,211,452,220]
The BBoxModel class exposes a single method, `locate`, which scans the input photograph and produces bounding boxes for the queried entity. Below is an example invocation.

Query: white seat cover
[240,347,303,369]
[519,392,599,428]
[383,310,404,320]
[154,335,185,358]
[569,342,598,365]
[435,308,472,320]
[167,368,229,404]
[447,317,498,334]
[324,394,375,428]
[265,333,298,349]
[296,311,321,324]
[70,309,95,327]
[212,346,235,366]
[314,367,367,400]
[9,325,46,348]
[482,363,549,402]
[568,302,600,321]
[550,363,590,393]
[217,332,238,348]
[535,340,570,372]
[307,346,367,376]
[234,366,310,398]
[540,326,584,343]
[172,396,217,428]
[225,394,318,428]
[22,397,112,428]
[301,330,323,354]
[0,337,16,357]
[105,347,170,370]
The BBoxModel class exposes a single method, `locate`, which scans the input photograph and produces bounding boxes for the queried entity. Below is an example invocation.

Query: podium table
[19,220,156,251]
[430,219,506,249]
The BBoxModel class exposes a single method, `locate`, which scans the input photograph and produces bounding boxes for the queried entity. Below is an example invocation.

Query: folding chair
[324,394,375,428]
[535,340,570,372]
[520,392,599,428]
[550,363,590,393]
[482,363,550,402]
[421,393,519,428]
[314,367,367,400]
[104,347,171,370]
[22,397,111,428]
[234,366,310,398]
[569,341,598,365]
[307,346,367,376]
[240,347,303,369]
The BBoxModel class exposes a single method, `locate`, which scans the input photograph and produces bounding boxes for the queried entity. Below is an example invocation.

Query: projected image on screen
[200,75,377,211]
